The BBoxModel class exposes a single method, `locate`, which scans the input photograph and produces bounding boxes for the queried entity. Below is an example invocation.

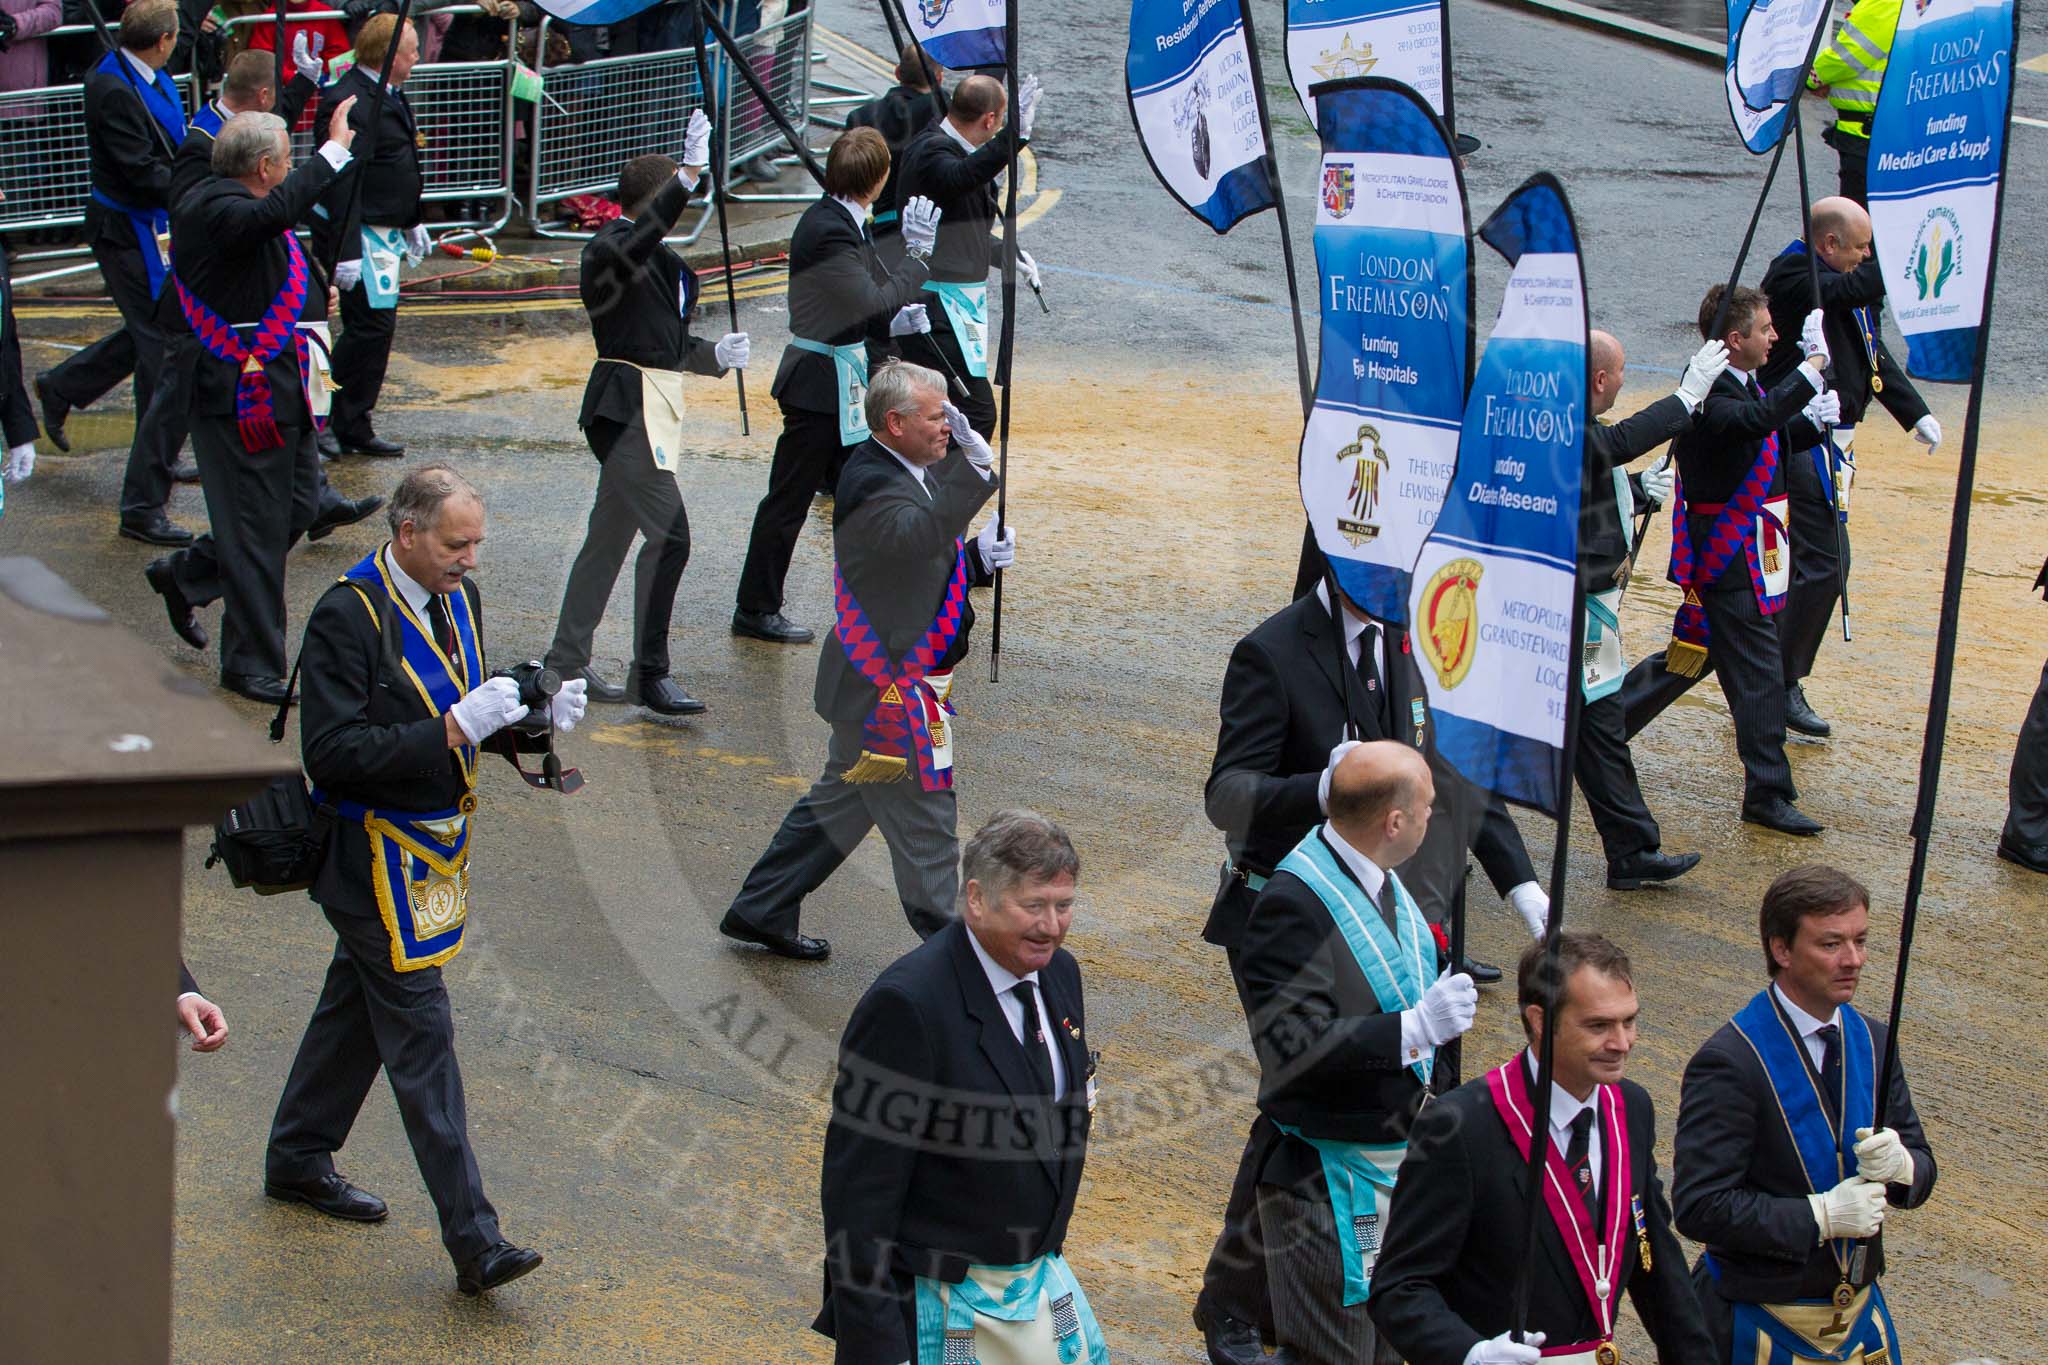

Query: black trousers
[1199,934,1276,1338]
[330,276,398,441]
[266,898,501,1265]
[1623,586,1796,806]
[43,226,172,517]
[124,325,194,520]
[1575,689,1661,862]
[735,402,843,616]
[1833,129,1870,206]
[167,417,322,679]
[724,719,960,940]
[546,417,692,682]
[1778,446,1850,687]
[918,304,995,439]
[2006,658,2048,849]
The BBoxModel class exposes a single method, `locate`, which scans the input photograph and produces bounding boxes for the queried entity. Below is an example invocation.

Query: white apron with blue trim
[924,280,989,378]
[913,1252,1110,1364]
[789,336,870,445]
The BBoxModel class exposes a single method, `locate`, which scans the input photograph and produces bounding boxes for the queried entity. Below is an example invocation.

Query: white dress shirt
[966,923,1067,1100]
[874,437,932,495]
[382,545,433,617]
[1772,982,1841,1072]
[832,193,869,231]
[1313,580,1387,688]
[122,48,161,88]
[1526,1050,1603,1202]
[941,117,977,156]
[1321,821,1388,912]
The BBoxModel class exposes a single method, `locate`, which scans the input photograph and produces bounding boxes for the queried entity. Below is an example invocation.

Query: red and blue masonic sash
[833,542,970,792]
[174,230,313,452]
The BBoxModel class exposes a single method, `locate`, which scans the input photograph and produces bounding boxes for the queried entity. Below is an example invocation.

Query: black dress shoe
[1784,683,1831,737]
[170,459,202,484]
[118,511,195,546]
[718,911,830,961]
[306,493,386,542]
[317,428,343,461]
[222,672,293,705]
[1458,956,1502,985]
[264,1173,389,1222]
[628,675,706,715]
[1607,848,1702,890]
[144,556,208,649]
[455,1241,543,1297]
[1997,835,2048,874]
[34,373,70,452]
[1742,796,1823,836]
[567,666,627,704]
[731,608,815,644]
[1192,1302,1266,1365]
[336,432,406,458]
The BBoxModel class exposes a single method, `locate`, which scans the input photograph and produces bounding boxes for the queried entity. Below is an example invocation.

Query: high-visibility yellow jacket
[1809,0,1900,137]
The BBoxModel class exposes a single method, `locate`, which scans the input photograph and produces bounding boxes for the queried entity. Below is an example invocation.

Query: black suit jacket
[1201,591,1537,948]
[771,195,932,416]
[82,63,180,249]
[169,80,318,210]
[845,83,941,229]
[1237,832,1439,1151]
[815,919,1092,1365]
[812,441,997,727]
[313,67,423,254]
[1672,995,1936,1303]
[1758,247,1929,432]
[576,172,724,433]
[0,245,36,449]
[169,158,339,422]
[1581,394,1692,593]
[894,122,1021,284]
[1671,368,1825,593]
[1369,1069,1714,1365]
[178,959,200,996]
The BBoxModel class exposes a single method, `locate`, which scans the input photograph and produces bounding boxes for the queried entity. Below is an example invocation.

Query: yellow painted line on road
[815,25,896,79]
[2021,52,2048,73]
[2017,114,2048,130]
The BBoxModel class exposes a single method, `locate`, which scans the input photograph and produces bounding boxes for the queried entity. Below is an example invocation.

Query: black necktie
[1817,1023,1843,1121]
[1364,874,1396,934]
[428,595,455,658]
[1352,623,1393,736]
[1566,1109,1599,1224]
[1011,982,1056,1097]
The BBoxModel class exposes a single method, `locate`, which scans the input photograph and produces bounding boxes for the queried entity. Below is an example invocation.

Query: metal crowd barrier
[716,6,818,204]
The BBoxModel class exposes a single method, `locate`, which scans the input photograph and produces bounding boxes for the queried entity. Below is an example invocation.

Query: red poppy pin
[1430,922,1450,958]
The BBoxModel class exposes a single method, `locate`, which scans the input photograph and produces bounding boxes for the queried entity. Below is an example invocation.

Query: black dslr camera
[490,660,585,794]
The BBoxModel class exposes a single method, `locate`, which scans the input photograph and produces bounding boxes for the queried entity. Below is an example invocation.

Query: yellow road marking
[2021,52,2048,73]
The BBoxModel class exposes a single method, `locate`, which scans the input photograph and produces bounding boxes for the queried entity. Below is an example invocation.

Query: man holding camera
[264,465,586,1299]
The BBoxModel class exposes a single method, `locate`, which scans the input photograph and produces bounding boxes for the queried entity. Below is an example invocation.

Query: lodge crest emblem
[1322,162,1355,218]
[1418,558,1483,690]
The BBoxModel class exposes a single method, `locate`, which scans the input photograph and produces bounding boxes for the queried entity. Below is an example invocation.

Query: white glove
[1635,453,1674,514]
[334,258,363,291]
[1808,1175,1887,1241]
[941,400,994,471]
[1912,414,1941,450]
[4,442,34,484]
[1675,339,1728,411]
[1408,967,1480,1047]
[291,30,324,84]
[449,675,529,746]
[1316,738,1364,813]
[889,303,931,336]
[1507,880,1549,939]
[681,107,711,170]
[900,195,941,260]
[1803,388,1842,428]
[976,519,1015,571]
[1853,1127,1915,1186]
[1016,72,1042,140]
[1800,308,1829,368]
[714,332,750,370]
[1464,1331,1546,1364]
[402,224,430,264]
[1016,246,1042,291]
[547,676,588,734]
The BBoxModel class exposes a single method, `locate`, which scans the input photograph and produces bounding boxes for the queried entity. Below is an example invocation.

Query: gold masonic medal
[1870,374,1883,393]
[415,131,429,149]
[1638,1240,1652,1273]
[1832,1282,1854,1312]
[1595,1343,1620,1365]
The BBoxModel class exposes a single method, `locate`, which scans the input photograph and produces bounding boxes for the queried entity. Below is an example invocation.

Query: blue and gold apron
[92,50,186,300]
[313,551,483,972]
[912,1252,1110,1365]
[1269,827,1435,1304]
[924,280,989,378]
[789,335,870,445]
[1718,992,1895,1364]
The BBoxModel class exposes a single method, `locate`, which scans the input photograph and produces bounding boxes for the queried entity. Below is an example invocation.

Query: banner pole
[1875,0,2019,1120]
[275,0,289,98]
[693,1,749,434]
[1235,0,1312,419]
[989,0,1021,684]
[702,7,828,187]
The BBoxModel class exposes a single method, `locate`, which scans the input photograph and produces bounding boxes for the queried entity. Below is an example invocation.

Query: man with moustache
[1673,865,1937,1362]
[816,809,1106,1365]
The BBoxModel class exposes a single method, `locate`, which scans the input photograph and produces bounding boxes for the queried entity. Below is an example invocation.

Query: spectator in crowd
[0,0,66,226]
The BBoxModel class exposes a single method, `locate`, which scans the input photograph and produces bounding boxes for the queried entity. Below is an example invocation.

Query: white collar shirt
[1773,981,1842,1071]
[382,544,434,618]
[122,49,161,88]
[832,194,870,232]
[875,437,933,496]
[1313,580,1388,694]
[1526,1049,1604,1200]
[941,117,977,156]
[967,924,1067,1099]
[1320,821,1388,912]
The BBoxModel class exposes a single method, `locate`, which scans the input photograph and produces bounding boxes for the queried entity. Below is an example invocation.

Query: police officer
[1807,0,1903,205]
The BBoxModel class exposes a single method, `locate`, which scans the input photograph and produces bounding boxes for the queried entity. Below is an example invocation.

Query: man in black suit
[1573,329,1722,891]
[1236,742,1477,1365]
[0,238,38,502]
[544,131,748,716]
[720,361,1014,961]
[893,71,1043,440]
[732,126,940,647]
[1621,285,1835,836]
[1193,572,1546,1365]
[313,13,422,459]
[816,809,1107,1365]
[1758,197,1938,738]
[844,42,944,266]
[1369,933,1715,1365]
[2000,558,2048,873]
[1673,864,1937,1362]
[34,0,194,547]
[266,465,583,1298]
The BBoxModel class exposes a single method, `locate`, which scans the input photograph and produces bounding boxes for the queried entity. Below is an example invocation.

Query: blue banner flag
[527,0,665,25]
[1298,77,1470,625]
[1867,0,2015,381]
[902,0,1006,70]
[1406,175,1586,814]
[1284,0,1448,122]
[1126,0,1275,233]
[1723,0,1830,151]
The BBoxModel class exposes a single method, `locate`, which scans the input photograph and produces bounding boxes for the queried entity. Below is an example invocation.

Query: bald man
[1574,330,1725,889]
[1232,742,1477,1365]
[1758,197,1936,738]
